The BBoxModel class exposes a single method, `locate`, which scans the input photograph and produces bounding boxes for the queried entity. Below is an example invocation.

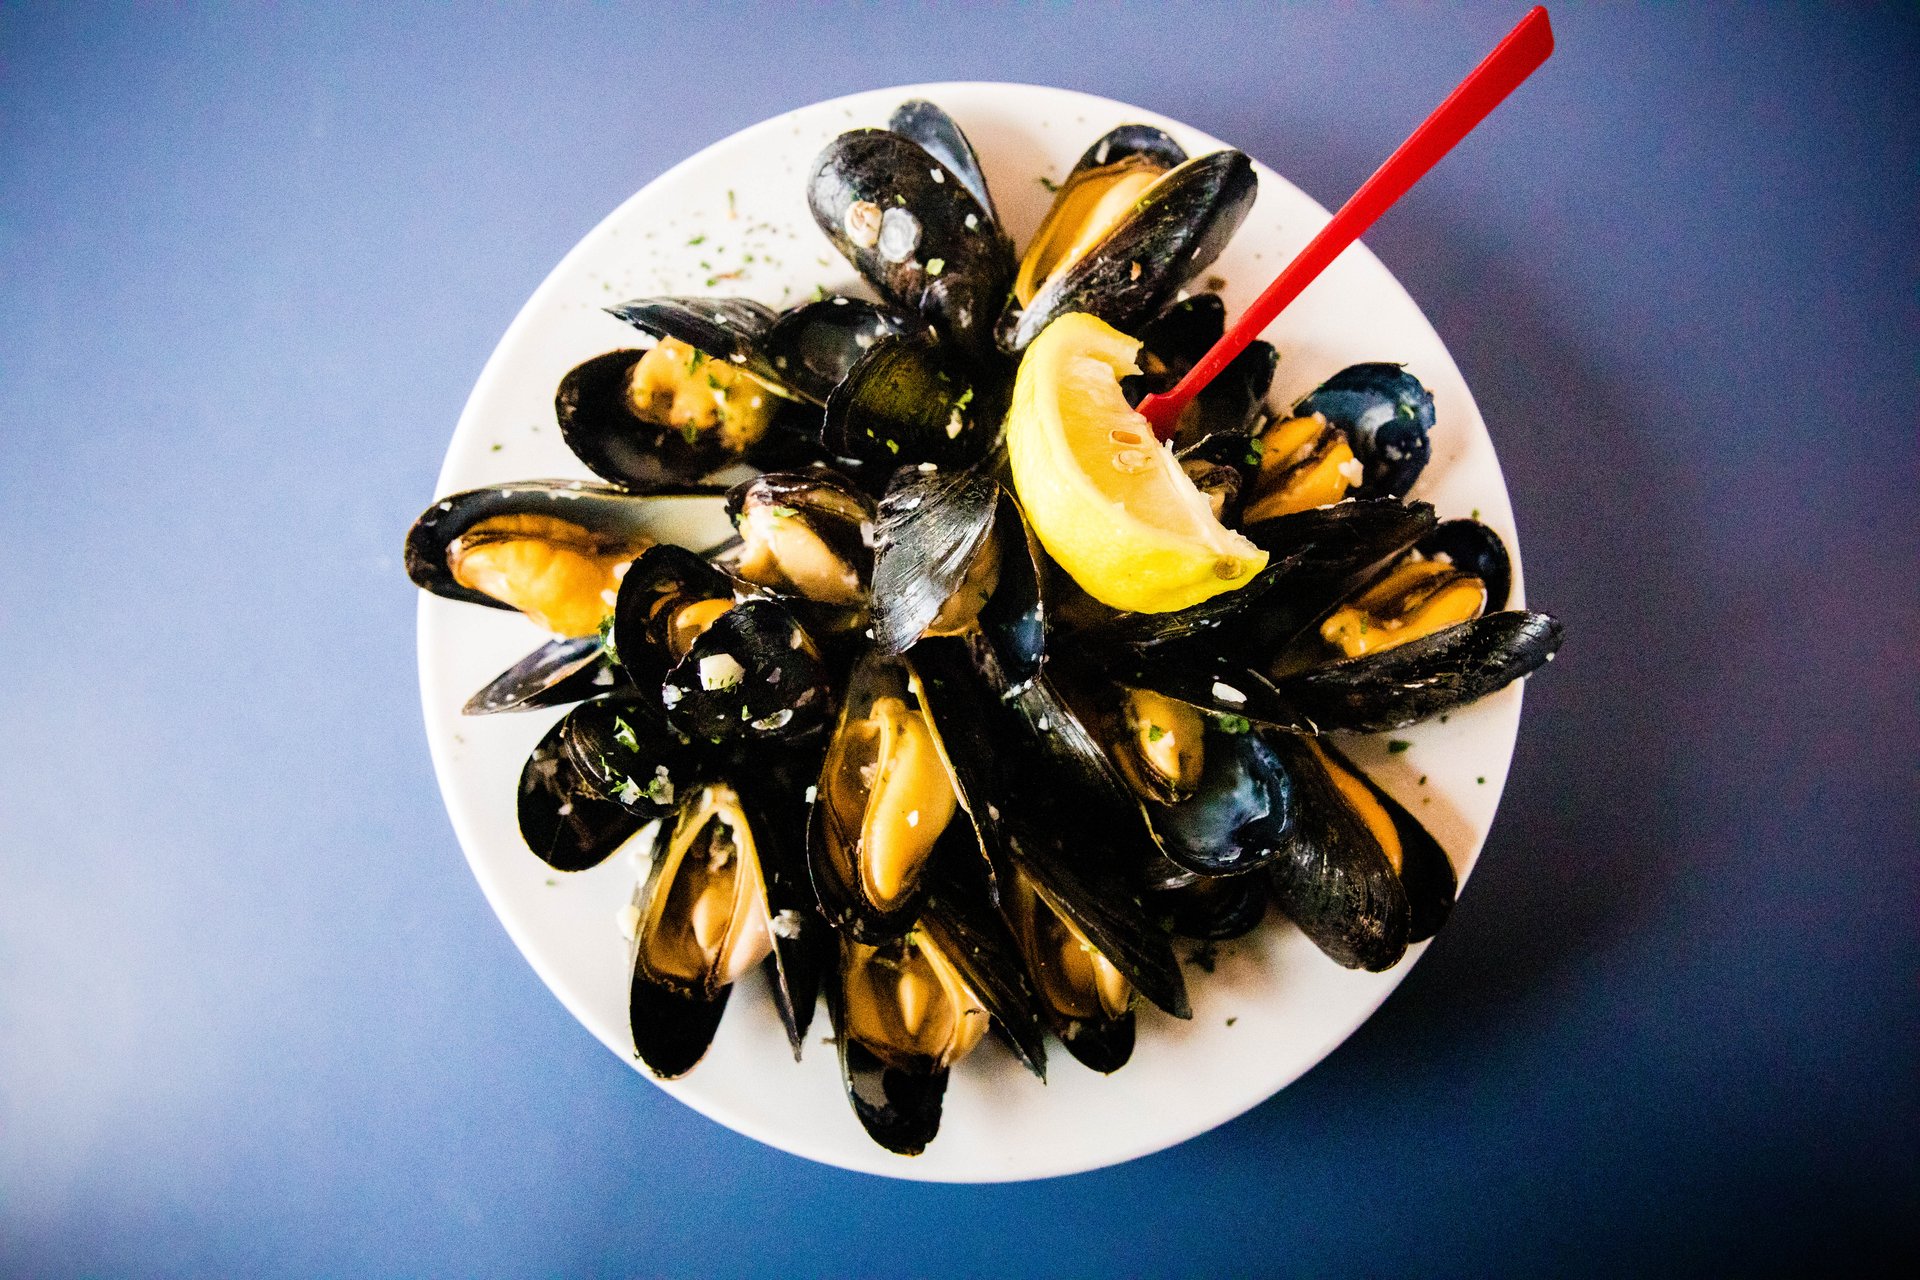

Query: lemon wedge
[1006,312,1266,613]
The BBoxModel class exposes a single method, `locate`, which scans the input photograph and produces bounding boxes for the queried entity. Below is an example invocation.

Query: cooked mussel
[659,598,833,743]
[610,543,738,691]
[1245,363,1435,511]
[808,126,1014,364]
[406,481,676,635]
[1151,874,1269,942]
[809,651,963,940]
[724,469,875,610]
[999,145,1257,354]
[626,781,785,1077]
[1415,517,1513,612]
[830,853,1043,1155]
[1123,293,1278,460]
[822,330,1007,469]
[868,464,1001,655]
[888,99,999,224]
[556,338,805,491]
[1275,610,1564,733]
[563,693,696,818]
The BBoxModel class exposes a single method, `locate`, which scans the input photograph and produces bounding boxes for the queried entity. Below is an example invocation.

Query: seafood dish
[408,97,1562,1158]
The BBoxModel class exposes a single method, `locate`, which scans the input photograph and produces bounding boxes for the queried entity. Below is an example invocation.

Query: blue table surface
[3,4,1915,1275]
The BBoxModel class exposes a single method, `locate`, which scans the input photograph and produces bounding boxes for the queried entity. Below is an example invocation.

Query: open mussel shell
[808,127,1014,364]
[661,599,833,744]
[405,480,682,615]
[1274,610,1564,733]
[1138,720,1300,878]
[562,694,695,819]
[723,469,875,613]
[1216,498,1440,661]
[1316,739,1455,943]
[823,331,1007,469]
[517,702,648,872]
[627,775,822,1077]
[1000,148,1257,354]
[1260,735,1415,972]
[763,296,919,405]
[603,295,797,394]
[1417,518,1512,613]
[1293,363,1436,501]
[807,650,966,941]
[869,464,999,656]
[888,100,998,225]
[555,347,807,491]
[610,543,737,692]
[463,634,620,715]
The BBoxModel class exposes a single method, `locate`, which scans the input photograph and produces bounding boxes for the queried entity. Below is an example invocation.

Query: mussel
[628,777,821,1076]
[1260,734,1456,970]
[1243,364,1435,516]
[517,694,696,873]
[830,849,1044,1155]
[723,469,875,612]
[999,131,1257,354]
[808,117,1015,365]
[659,599,834,744]
[762,296,919,405]
[809,651,963,940]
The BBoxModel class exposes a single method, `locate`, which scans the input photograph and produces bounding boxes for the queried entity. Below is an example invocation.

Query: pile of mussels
[406,102,1563,1155]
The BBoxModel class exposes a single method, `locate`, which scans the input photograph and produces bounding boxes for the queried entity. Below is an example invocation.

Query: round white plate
[418,82,1526,1182]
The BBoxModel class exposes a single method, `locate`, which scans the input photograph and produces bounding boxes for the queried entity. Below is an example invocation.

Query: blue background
[3,3,1915,1274]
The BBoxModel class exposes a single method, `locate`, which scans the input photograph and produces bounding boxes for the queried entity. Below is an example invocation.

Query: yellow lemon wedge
[1006,312,1267,613]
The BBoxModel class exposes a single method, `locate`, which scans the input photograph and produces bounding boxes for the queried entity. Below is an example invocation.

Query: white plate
[417,82,1526,1182]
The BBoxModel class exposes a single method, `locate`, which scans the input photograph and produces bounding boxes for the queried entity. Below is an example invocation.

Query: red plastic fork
[1138,6,1555,441]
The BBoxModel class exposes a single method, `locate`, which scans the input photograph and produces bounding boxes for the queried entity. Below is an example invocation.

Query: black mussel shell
[1232,498,1440,662]
[1153,874,1269,942]
[823,331,1006,469]
[1417,518,1512,613]
[628,972,731,1081]
[464,635,620,715]
[610,543,737,691]
[903,636,1013,890]
[1262,735,1411,971]
[1146,723,1298,877]
[888,100,999,225]
[661,599,833,743]
[763,296,919,405]
[1000,149,1257,354]
[1293,363,1436,501]
[808,128,1014,364]
[555,348,804,492]
[405,480,704,611]
[562,694,696,819]
[603,295,797,394]
[736,763,831,1056]
[870,464,999,655]
[1317,740,1456,943]
[723,469,876,611]
[1072,123,1189,176]
[1074,558,1290,655]
[1275,610,1564,733]
[517,705,647,872]
[919,851,1048,1079]
[829,952,948,1157]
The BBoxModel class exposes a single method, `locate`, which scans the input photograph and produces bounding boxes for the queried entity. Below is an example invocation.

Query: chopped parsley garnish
[613,716,640,752]
[1146,724,1167,742]
[687,234,706,246]
[769,505,798,518]
[687,349,707,373]
[1476,776,1486,784]
[1037,175,1059,192]
[1388,739,1412,753]
[1216,713,1251,734]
